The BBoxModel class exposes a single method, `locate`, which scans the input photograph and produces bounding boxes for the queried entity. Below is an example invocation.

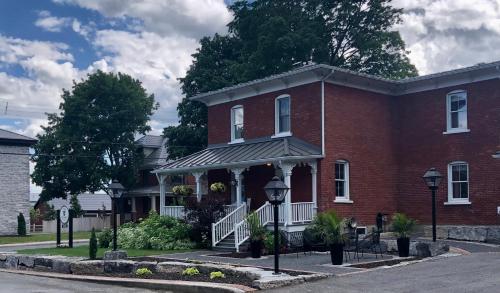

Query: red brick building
[155,62,500,250]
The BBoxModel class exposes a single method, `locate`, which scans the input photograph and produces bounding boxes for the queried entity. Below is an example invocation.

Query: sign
[60,206,70,224]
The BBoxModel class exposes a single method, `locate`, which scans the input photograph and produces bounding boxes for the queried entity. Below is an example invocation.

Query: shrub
[185,194,226,248]
[17,213,26,236]
[97,228,113,248]
[136,268,153,277]
[248,212,266,242]
[210,271,225,279]
[311,210,346,246]
[29,207,41,224]
[182,267,200,276]
[263,230,286,254]
[89,228,98,259]
[391,213,416,239]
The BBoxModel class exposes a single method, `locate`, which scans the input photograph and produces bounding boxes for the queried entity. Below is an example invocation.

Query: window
[446,91,468,133]
[231,105,244,142]
[447,162,470,204]
[334,160,350,202]
[274,95,291,136]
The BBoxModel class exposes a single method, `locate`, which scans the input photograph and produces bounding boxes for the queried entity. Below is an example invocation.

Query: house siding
[0,145,31,235]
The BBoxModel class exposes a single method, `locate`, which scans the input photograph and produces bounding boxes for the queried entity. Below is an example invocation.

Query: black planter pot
[397,237,410,257]
[250,240,262,258]
[330,243,344,265]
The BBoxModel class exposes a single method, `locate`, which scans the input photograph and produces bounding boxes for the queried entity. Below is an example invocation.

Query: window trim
[334,160,352,203]
[273,94,292,137]
[230,105,244,144]
[444,90,469,134]
[446,161,471,205]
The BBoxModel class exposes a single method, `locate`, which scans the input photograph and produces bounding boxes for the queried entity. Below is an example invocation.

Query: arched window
[231,105,244,143]
[446,161,470,204]
[274,94,291,136]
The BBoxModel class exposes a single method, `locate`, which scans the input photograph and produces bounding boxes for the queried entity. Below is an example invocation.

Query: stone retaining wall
[421,225,500,243]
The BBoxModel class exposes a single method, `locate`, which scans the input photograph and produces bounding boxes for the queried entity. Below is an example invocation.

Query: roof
[126,185,176,197]
[154,137,322,174]
[136,135,164,148]
[47,193,111,211]
[0,129,37,146]
[141,136,169,168]
[191,60,500,106]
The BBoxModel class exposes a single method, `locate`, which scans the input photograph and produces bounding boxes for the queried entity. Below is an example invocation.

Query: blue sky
[1,0,500,139]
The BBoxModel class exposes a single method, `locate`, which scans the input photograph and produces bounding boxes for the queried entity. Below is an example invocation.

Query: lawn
[17,245,192,258]
[0,231,91,245]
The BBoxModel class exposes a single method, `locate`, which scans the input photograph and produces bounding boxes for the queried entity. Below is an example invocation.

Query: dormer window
[274,94,291,137]
[231,105,244,143]
[445,90,469,134]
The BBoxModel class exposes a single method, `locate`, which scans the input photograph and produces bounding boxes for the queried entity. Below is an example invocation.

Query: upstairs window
[447,162,470,204]
[335,160,350,200]
[275,95,291,136]
[231,105,244,142]
[446,91,468,132]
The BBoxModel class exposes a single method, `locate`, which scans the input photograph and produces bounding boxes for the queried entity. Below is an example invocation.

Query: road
[0,271,162,292]
[269,252,500,293]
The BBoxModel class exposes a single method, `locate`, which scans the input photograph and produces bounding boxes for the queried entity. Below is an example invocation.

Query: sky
[1,0,500,139]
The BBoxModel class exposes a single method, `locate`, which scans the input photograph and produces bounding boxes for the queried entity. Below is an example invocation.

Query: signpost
[56,206,73,248]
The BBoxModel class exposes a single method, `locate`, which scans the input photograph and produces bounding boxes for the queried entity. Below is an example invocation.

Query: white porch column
[131,197,136,213]
[158,174,166,216]
[231,168,245,206]
[150,195,156,212]
[281,163,294,225]
[192,172,204,202]
[310,161,318,212]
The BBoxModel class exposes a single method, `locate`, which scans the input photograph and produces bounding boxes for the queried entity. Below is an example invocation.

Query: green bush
[17,213,26,236]
[210,271,225,279]
[89,228,98,259]
[136,268,153,277]
[97,228,113,248]
[117,211,195,250]
[391,213,416,239]
[182,267,200,276]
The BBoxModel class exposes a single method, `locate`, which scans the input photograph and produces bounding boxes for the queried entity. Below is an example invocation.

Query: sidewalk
[0,239,88,252]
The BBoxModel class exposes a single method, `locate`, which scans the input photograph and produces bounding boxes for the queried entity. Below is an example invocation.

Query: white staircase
[211,203,247,249]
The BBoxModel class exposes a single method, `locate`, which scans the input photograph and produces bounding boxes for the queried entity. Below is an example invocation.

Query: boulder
[71,260,104,275]
[413,241,449,257]
[5,255,18,269]
[18,255,36,268]
[104,260,135,274]
[103,250,128,260]
[34,257,53,269]
[448,226,488,242]
[52,258,75,274]
[485,228,500,244]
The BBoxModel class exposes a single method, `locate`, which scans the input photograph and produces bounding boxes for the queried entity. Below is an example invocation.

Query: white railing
[234,202,273,251]
[224,204,238,215]
[161,206,185,219]
[291,202,315,223]
[212,203,247,247]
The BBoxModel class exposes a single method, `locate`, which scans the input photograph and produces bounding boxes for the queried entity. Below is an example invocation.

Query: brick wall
[208,82,322,147]
[0,145,31,235]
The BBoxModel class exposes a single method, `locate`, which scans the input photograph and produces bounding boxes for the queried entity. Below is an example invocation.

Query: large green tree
[166,0,418,159]
[32,71,158,202]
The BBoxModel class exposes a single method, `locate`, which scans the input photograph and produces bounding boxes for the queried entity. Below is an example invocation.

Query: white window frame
[230,105,244,144]
[272,94,292,138]
[445,161,471,205]
[334,160,353,203]
[444,90,470,134]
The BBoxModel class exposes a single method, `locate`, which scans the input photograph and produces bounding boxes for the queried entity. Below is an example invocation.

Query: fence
[42,215,112,233]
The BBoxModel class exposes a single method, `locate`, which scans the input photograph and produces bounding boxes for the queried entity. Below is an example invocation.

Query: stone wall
[422,225,500,243]
[0,145,31,235]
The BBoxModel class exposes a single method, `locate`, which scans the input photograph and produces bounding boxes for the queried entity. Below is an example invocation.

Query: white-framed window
[231,105,244,143]
[334,160,352,203]
[446,161,470,204]
[274,94,291,137]
[445,90,469,133]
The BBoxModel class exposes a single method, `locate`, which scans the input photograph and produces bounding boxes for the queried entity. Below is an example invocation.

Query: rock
[428,242,449,256]
[415,242,431,257]
[18,255,36,268]
[71,260,104,275]
[412,241,449,257]
[5,255,18,269]
[104,260,135,274]
[0,253,8,261]
[52,258,74,274]
[383,239,398,252]
[449,226,488,242]
[103,250,128,260]
[486,228,500,244]
[34,257,53,269]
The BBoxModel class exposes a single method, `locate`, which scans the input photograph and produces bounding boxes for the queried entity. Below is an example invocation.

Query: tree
[32,71,158,202]
[166,0,418,158]
[70,194,84,218]
[17,213,27,236]
[89,228,98,260]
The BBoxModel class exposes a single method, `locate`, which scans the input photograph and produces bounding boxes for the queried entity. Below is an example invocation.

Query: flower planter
[397,237,410,257]
[250,240,262,258]
[330,243,344,265]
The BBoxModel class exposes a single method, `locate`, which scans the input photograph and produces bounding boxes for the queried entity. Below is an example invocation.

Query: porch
[153,137,322,251]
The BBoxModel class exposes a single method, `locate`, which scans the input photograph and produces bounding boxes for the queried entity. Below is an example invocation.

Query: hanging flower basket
[210,182,226,193]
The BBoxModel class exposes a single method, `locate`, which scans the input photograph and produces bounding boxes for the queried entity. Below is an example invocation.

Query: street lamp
[107,180,125,251]
[264,176,289,274]
[423,168,443,242]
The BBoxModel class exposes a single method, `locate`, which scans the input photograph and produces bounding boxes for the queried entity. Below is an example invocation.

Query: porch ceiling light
[107,180,125,199]
[423,168,443,190]
[264,176,289,204]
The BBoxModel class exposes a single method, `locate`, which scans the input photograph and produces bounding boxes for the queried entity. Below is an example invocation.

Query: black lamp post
[264,176,289,274]
[107,180,125,251]
[423,168,443,242]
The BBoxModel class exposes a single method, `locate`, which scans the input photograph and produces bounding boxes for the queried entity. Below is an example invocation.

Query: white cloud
[35,10,72,32]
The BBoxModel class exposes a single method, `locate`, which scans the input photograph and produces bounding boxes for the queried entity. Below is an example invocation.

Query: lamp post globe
[264,176,289,274]
[107,180,125,251]
[422,168,442,242]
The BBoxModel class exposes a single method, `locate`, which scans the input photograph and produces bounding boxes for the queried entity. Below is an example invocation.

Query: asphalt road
[268,252,500,293]
[0,271,162,292]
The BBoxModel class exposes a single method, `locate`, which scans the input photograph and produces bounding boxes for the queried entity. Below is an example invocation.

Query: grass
[17,245,193,258]
[0,231,91,245]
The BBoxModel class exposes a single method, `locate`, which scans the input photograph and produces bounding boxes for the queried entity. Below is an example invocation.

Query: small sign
[60,206,70,224]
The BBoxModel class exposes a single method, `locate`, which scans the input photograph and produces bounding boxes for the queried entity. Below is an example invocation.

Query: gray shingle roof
[136,135,164,148]
[155,137,321,173]
[0,128,37,146]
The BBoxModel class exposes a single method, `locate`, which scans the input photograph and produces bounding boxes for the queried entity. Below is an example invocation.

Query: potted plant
[172,185,193,205]
[247,212,266,258]
[391,213,416,257]
[210,182,226,194]
[311,210,346,265]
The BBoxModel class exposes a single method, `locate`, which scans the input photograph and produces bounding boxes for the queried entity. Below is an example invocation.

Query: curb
[0,269,255,293]
[0,239,88,248]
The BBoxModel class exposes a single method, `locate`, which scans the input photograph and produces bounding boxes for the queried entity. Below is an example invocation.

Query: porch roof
[153,137,322,174]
